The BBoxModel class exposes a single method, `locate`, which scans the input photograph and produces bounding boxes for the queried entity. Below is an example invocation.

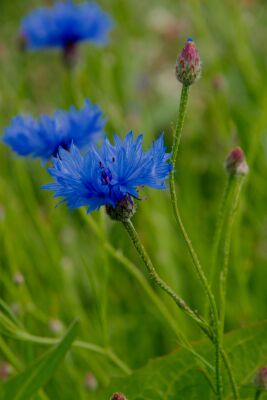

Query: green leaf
[1,319,79,400]
[100,321,267,400]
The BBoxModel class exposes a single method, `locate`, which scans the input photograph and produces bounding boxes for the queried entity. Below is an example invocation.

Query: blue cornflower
[20,1,113,51]
[3,100,105,161]
[44,132,171,218]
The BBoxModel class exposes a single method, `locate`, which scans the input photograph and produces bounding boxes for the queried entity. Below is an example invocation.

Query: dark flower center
[99,161,112,185]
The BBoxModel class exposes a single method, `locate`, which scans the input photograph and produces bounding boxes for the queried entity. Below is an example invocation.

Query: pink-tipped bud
[110,393,127,400]
[0,362,13,381]
[175,38,201,86]
[84,372,98,391]
[225,147,249,176]
[254,367,267,390]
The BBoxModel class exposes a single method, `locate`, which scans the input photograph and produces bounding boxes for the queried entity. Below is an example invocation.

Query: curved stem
[122,219,212,339]
[170,84,223,398]
[5,331,131,376]
[209,176,232,289]
[82,213,215,372]
[220,349,239,399]
[219,176,245,337]
[83,212,214,371]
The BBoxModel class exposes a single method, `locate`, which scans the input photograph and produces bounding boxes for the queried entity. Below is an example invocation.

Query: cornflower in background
[44,131,171,220]
[19,1,113,65]
[3,100,105,161]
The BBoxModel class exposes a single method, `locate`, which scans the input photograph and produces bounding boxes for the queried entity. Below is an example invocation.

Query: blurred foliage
[0,0,267,398]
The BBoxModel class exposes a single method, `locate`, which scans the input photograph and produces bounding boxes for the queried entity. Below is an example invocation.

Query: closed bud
[175,38,201,86]
[110,393,127,400]
[84,372,98,391]
[225,147,249,176]
[254,367,267,390]
[13,272,25,286]
[106,195,137,222]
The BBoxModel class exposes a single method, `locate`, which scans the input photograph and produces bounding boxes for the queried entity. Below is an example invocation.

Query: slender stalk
[219,176,244,337]
[220,348,239,399]
[171,85,189,166]
[5,331,131,376]
[122,219,212,339]
[99,208,110,347]
[204,176,233,320]
[210,176,232,289]
[169,85,223,399]
[83,213,214,372]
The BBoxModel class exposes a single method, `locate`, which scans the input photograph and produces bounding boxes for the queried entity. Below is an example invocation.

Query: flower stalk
[219,175,245,337]
[122,219,212,338]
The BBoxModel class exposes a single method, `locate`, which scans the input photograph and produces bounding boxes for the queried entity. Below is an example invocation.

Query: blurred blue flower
[3,100,105,161]
[44,132,171,213]
[20,1,113,51]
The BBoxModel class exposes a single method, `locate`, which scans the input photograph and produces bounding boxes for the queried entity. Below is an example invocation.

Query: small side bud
[84,372,98,391]
[106,195,137,222]
[225,147,249,176]
[110,393,128,400]
[254,367,267,390]
[0,362,13,381]
[13,272,25,286]
[175,38,201,86]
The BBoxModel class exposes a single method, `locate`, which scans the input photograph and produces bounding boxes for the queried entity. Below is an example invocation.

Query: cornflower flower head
[225,147,249,176]
[19,1,113,63]
[3,100,105,161]
[44,132,172,221]
[176,38,201,86]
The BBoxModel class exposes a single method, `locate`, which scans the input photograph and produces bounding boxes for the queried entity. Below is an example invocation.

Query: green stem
[105,242,214,372]
[171,85,189,166]
[204,176,233,320]
[220,349,239,399]
[210,176,232,290]
[5,331,131,376]
[122,219,212,339]
[170,85,223,399]
[219,176,245,337]
[83,213,214,372]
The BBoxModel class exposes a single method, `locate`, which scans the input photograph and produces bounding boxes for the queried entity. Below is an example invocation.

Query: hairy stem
[220,348,239,399]
[122,219,212,338]
[204,176,233,323]
[83,212,214,371]
[219,176,245,337]
[170,84,223,399]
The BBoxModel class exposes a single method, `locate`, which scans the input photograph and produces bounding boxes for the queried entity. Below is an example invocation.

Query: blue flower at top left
[20,1,113,51]
[3,100,105,161]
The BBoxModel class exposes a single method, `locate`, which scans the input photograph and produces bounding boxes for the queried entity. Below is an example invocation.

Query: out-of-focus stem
[219,176,245,337]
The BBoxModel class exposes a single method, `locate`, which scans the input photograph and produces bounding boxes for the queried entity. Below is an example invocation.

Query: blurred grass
[0,0,267,398]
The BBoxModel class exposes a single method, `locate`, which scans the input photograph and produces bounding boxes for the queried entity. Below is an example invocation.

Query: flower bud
[0,362,13,381]
[13,272,25,286]
[110,393,127,400]
[106,195,137,222]
[175,38,201,86]
[84,372,98,391]
[225,147,249,176]
[254,367,267,390]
